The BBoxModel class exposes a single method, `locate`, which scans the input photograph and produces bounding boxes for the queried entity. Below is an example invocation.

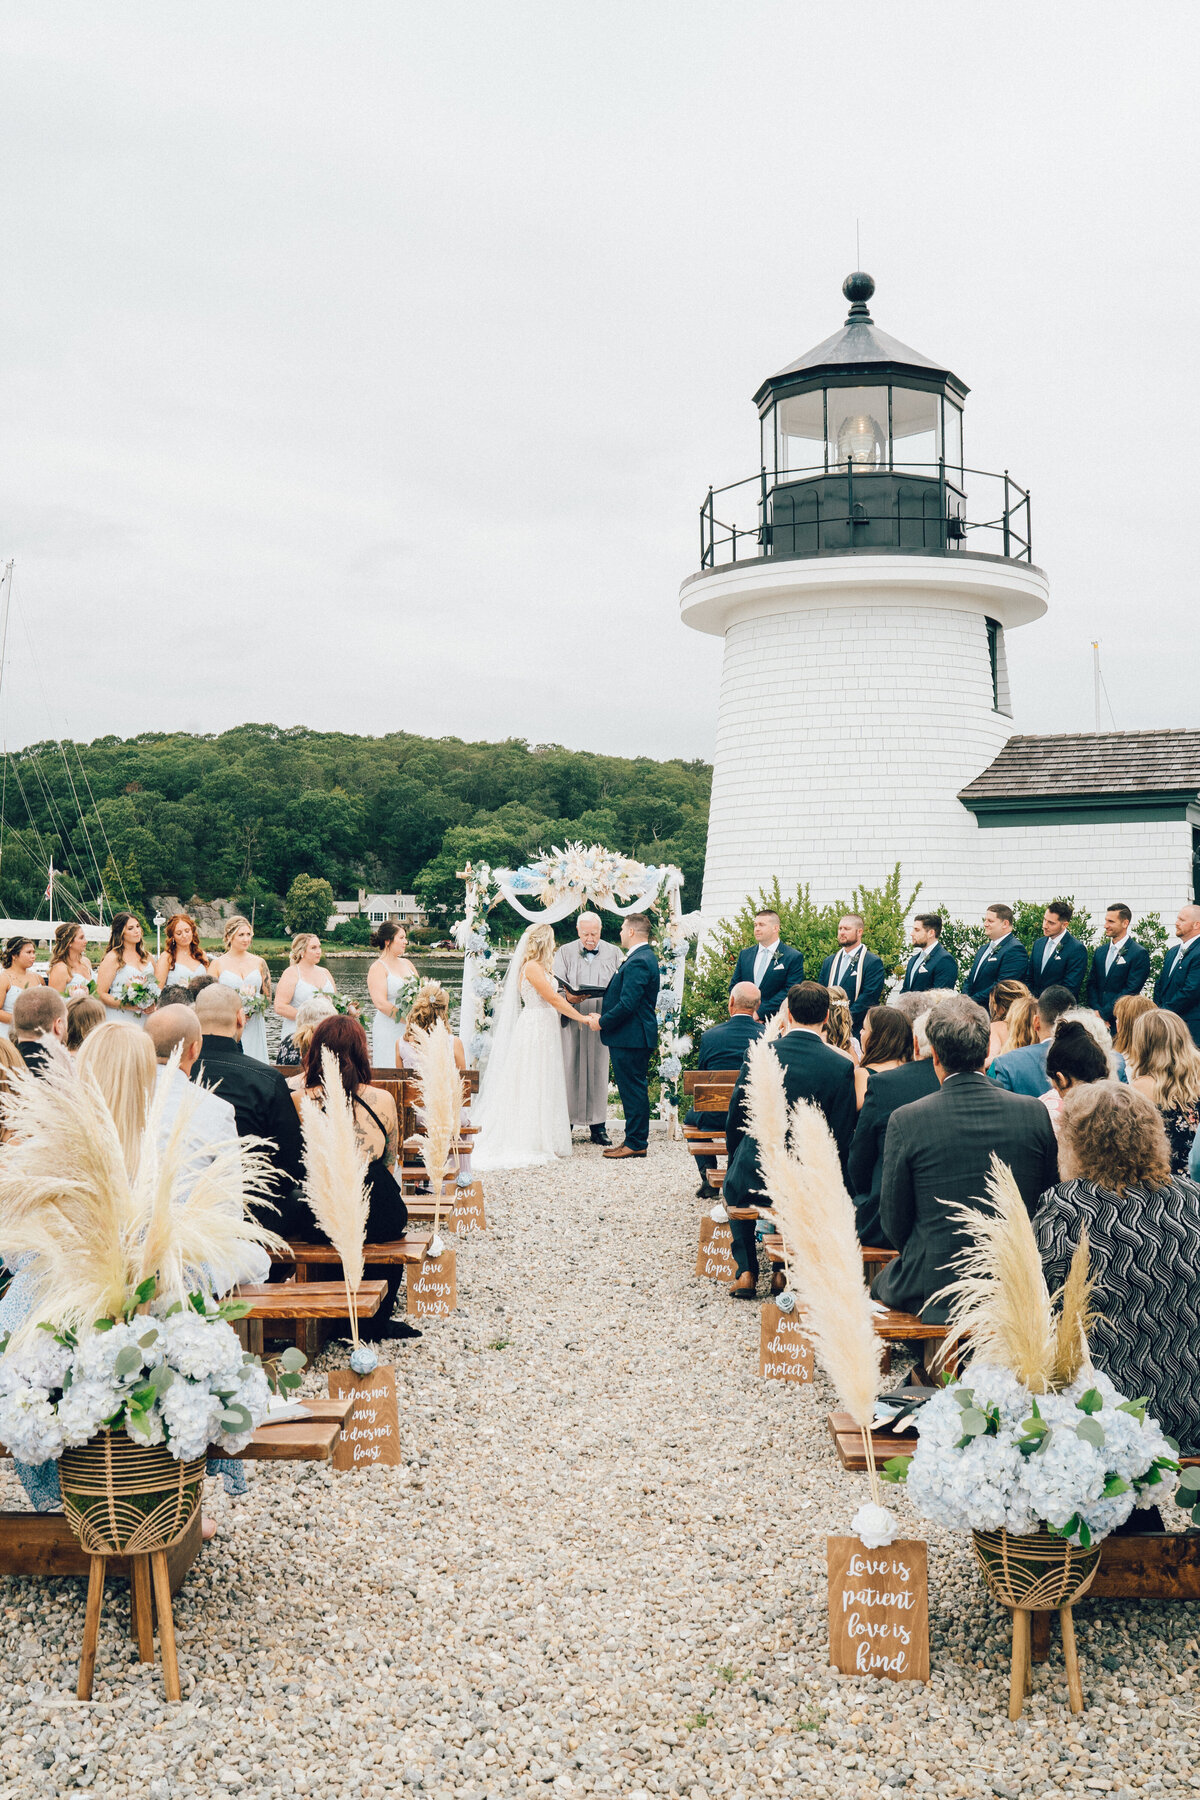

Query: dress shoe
[728,1272,757,1299]
[696,1178,718,1200]
[770,1271,787,1295]
[374,1319,423,1340]
[590,1125,612,1146]
[603,1144,646,1159]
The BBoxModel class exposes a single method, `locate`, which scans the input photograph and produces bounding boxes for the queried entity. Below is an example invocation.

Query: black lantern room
[754,272,969,558]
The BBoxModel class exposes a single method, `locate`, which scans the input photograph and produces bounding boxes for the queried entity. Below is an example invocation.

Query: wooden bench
[234,1278,388,1356]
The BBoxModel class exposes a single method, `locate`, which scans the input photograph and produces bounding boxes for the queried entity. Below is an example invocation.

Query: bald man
[685,982,764,1199]
[191,983,306,1233]
[553,912,623,1144]
[11,986,68,1077]
[1154,903,1200,1045]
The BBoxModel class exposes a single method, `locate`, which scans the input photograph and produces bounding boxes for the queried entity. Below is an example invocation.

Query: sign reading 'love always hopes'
[694,1217,736,1282]
[826,1538,929,1682]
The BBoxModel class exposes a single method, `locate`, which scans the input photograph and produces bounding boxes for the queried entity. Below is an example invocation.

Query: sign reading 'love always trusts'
[328,1365,402,1471]
[408,1248,457,1317]
[826,1537,929,1682]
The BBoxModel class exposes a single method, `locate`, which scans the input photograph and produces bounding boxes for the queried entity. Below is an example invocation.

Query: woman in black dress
[1035,1081,1200,1455]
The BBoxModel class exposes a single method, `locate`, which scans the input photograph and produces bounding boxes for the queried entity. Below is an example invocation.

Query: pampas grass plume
[410,1021,461,1238]
[298,1047,371,1342]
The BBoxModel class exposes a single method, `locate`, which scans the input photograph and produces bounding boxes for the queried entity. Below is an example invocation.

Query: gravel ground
[0,1131,1198,1799]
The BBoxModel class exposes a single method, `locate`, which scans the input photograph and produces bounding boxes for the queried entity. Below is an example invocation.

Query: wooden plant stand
[1007,1604,1084,1720]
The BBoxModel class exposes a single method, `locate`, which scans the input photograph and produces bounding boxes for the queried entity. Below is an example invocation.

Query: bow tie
[581,948,598,958]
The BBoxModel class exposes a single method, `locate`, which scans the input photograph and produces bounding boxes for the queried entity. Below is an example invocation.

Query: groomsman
[1086,902,1151,1026]
[900,913,959,994]
[818,914,885,1034]
[730,910,804,1020]
[685,982,763,1199]
[961,905,1030,1009]
[1153,904,1200,1045]
[1028,900,1088,999]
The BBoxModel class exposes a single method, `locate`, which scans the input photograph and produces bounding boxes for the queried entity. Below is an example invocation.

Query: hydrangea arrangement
[884,1364,1179,1549]
[0,1284,281,1467]
[121,975,161,1013]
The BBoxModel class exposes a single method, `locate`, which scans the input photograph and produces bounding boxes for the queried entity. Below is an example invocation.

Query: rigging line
[5,758,51,872]
[9,571,110,900]
[1098,666,1118,730]
[68,739,129,911]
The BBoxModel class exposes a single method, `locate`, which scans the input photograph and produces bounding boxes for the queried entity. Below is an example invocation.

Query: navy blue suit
[899,943,959,994]
[599,943,660,1151]
[730,942,804,1020]
[1028,931,1088,1000]
[1154,941,1200,1047]
[961,934,1031,1009]
[685,1013,764,1175]
[818,947,886,1034]
[1087,937,1151,1025]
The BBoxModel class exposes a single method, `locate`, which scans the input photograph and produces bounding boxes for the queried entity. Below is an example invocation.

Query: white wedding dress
[472,953,573,1171]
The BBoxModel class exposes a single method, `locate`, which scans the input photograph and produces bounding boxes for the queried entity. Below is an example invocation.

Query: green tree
[283,873,335,937]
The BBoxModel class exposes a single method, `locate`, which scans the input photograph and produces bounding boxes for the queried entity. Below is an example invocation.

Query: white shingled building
[681,273,1199,931]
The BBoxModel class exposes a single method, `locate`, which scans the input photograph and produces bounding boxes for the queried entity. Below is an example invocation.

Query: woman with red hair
[154,912,209,993]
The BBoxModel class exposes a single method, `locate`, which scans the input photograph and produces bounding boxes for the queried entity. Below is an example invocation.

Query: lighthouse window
[986,617,1001,710]
[891,387,940,477]
[827,386,888,471]
[943,399,963,480]
[775,391,825,478]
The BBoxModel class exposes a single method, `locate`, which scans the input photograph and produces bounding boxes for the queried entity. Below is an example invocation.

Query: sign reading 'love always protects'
[827,1537,929,1682]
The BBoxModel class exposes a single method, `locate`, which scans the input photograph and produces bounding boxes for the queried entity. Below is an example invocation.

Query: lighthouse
[682,272,1049,926]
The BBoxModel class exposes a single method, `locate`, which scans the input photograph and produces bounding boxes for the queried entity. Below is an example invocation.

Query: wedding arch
[451,843,701,1115]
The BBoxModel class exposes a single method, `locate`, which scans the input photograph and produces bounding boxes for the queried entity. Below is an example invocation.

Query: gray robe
[553,940,624,1126]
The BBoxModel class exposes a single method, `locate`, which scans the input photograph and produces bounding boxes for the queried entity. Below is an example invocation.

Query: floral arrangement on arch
[516,843,655,910]
[452,862,503,1063]
[651,912,692,1116]
[881,1158,1180,1549]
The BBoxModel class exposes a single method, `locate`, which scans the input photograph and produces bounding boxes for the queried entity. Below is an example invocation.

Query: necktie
[1042,938,1057,972]
[1106,941,1119,974]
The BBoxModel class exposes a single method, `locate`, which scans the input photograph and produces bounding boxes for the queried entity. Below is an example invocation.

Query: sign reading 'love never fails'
[328,1365,402,1471]
[827,1538,929,1682]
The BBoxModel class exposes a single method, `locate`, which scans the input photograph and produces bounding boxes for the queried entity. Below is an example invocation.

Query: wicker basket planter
[971,1526,1101,1611]
[59,1431,205,1557]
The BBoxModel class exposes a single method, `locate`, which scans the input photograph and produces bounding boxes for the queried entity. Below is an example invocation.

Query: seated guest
[1128,1008,1200,1177]
[1087,903,1151,1026]
[402,980,472,1181]
[1036,1083,1200,1456]
[723,981,856,1299]
[729,910,803,1021]
[284,995,337,1093]
[986,978,1033,1068]
[65,994,105,1053]
[989,985,1076,1096]
[873,995,1059,1323]
[1113,992,1157,1060]
[1153,903,1200,1045]
[848,1001,941,1249]
[77,1024,158,1172]
[11,986,68,1076]
[853,1005,912,1109]
[819,915,885,1035]
[683,982,763,1199]
[298,1015,417,1341]
[1041,1019,1112,1126]
[157,984,193,1008]
[823,985,857,1060]
[961,905,1031,1009]
[191,982,306,1235]
[996,994,1039,1062]
[1028,900,1088,999]
[900,913,958,994]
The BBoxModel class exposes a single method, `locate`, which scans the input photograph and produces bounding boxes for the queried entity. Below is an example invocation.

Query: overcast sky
[0,4,1196,763]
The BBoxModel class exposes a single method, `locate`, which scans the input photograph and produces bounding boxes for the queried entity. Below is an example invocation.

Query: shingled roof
[960,731,1200,803]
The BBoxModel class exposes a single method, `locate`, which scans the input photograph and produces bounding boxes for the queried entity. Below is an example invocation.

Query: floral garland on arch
[452,844,699,1118]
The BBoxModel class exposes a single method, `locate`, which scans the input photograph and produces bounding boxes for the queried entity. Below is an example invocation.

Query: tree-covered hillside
[0,724,711,928]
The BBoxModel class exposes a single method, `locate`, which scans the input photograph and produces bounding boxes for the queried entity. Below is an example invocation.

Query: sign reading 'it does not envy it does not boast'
[328,1365,403,1471]
[826,1537,930,1683]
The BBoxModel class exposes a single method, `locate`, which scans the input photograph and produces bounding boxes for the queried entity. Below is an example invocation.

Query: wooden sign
[695,1216,736,1282]
[759,1302,813,1383]
[450,1180,487,1235]
[827,1537,929,1682]
[328,1364,402,1471]
[407,1247,457,1317]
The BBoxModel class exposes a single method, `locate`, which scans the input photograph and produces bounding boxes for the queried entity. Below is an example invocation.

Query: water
[260,952,465,1058]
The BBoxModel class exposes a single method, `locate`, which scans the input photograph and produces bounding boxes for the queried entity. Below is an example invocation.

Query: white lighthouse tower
[682,272,1049,925]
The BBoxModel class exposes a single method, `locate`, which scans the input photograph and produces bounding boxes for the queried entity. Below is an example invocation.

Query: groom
[599,912,660,1160]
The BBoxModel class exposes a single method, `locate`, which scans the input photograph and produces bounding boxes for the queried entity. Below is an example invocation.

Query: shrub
[328,915,373,946]
[283,873,335,938]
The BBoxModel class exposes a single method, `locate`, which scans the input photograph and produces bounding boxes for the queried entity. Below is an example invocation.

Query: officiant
[554,912,623,1145]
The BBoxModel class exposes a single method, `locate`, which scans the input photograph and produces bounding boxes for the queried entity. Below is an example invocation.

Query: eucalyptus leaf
[221,1404,253,1433]
[113,1345,143,1381]
[220,1299,251,1322]
[92,1318,115,1333]
[960,1408,988,1437]
[952,1388,975,1410]
[1177,1467,1200,1494]
[138,1329,159,1348]
[1116,1396,1149,1421]
[279,1347,307,1373]
[149,1363,175,1394]
[1075,1417,1106,1448]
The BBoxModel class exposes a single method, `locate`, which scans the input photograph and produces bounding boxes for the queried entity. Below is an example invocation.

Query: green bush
[682,865,919,1044]
[329,915,373,946]
[283,872,335,938]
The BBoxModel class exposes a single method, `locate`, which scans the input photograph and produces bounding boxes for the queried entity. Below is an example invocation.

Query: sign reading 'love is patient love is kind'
[827,1537,929,1682]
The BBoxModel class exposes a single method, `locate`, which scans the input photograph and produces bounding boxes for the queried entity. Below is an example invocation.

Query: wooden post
[131,1556,155,1662]
[78,1556,106,1700]
[1059,1605,1084,1713]
[151,1550,182,1702]
[1008,1609,1031,1720]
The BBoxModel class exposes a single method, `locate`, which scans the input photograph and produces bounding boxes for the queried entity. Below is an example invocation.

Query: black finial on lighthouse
[842,270,875,321]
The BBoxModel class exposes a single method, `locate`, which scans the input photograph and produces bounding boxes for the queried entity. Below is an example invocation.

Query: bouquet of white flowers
[387,975,421,1021]
[326,991,364,1020]
[121,974,160,1012]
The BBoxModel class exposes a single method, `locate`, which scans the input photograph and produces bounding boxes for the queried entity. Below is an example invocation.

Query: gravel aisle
[0,1133,1197,1798]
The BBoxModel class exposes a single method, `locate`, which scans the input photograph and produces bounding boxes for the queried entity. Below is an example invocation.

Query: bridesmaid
[0,937,44,1039]
[95,913,158,1026]
[367,922,419,1068]
[47,923,95,1000]
[273,933,336,1066]
[155,912,209,993]
[210,915,273,1064]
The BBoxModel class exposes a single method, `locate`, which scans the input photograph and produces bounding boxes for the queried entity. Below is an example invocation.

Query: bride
[473,922,598,1170]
